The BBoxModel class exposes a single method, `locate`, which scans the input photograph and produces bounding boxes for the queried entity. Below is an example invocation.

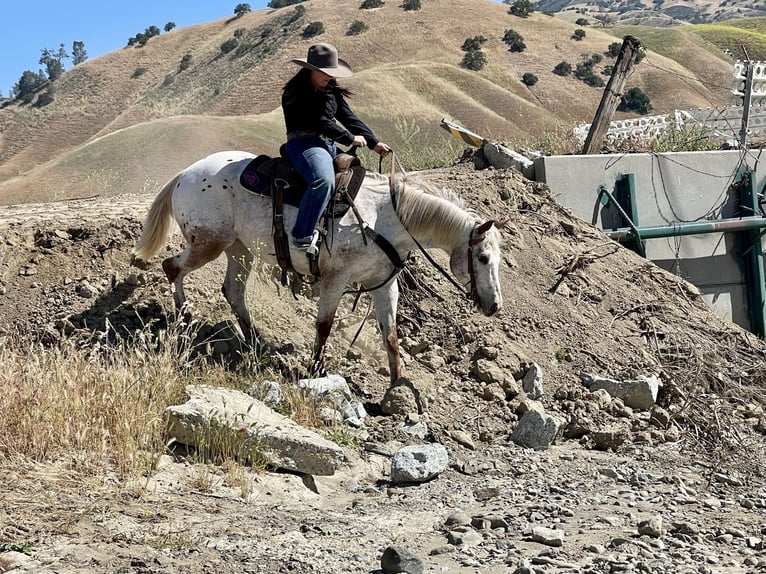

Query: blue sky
[0,0,270,96]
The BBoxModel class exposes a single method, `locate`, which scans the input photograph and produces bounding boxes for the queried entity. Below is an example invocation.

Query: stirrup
[306,230,320,257]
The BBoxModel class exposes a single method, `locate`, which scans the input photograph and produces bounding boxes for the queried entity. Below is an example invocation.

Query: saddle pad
[239,155,365,218]
[240,156,304,208]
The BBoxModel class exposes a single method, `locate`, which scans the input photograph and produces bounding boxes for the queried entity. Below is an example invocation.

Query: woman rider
[282,43,391,249]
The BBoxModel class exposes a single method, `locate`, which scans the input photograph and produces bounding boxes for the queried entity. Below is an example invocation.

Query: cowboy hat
[291,43,353,78]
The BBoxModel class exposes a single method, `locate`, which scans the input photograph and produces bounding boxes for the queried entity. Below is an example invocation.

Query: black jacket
[282,73,378,149]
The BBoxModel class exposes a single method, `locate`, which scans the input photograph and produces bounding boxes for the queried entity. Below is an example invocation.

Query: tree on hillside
[522,72,538,86]
[607,42,621,58]
[39,44,68,81]
[234,3,251,16]
[11,70,47,103]
[461,35,487,52]
[572,28,586,41]
[347,20,368,35]
[164,22,176,32]
[128,26,161,47]
[267,0,306,7]
[506,0,533,18]
[553,61,572,76]
[72,41,87,65]
[502,29,526,53]
[402,0,421,10]
[302,21,324,37]
[461,49,486,71]
[619,87,652,114]
[360,0,383,7]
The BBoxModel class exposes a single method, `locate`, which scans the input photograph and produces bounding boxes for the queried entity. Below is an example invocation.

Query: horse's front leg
[311,278,344,377]
[371,278,401,384]
[223,240,259,345]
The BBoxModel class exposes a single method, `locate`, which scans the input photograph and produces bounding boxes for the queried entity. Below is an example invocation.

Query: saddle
[240,148,367,283]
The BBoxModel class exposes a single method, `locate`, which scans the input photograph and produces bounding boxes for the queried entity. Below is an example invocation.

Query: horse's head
[450,219,504,316]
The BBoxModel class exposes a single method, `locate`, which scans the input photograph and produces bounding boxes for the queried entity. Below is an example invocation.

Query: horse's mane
[364,171,476,245]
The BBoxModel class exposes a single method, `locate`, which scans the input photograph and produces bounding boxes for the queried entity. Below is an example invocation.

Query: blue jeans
[285,136,337,239]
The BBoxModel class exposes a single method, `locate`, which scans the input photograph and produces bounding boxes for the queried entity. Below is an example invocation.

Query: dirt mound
[1,162,766,572]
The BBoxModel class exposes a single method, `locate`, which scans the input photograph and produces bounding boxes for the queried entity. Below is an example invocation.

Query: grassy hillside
[0,0,737,205]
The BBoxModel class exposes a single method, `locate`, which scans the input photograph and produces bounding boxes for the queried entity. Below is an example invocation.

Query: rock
[530,526,564,547]
[447,529,484,547]
[473,359,508,384]
[512,558,536,574]
[298,373,351,397]
[247,380,281,407]
[510,409,562,449]
[638,515,663,538]
[381,377,427,415]
[402,421,429,439]
[649,406,671,428]
[165,385,345,476]
[482,142,535,177]
[390,443,449,484]
[444,511,471,527]
[381,545,424,574]
[580,372,659,409]
[591,426,630,451]
[449,429,475,450]
[522,362,544,399]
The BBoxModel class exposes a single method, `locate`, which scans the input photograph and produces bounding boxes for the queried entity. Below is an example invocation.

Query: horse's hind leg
[222,240,258,345]
[162,236,228,315]
[371,279,402,384]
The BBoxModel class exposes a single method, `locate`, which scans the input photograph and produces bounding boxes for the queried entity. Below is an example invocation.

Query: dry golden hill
[0,0,734,205]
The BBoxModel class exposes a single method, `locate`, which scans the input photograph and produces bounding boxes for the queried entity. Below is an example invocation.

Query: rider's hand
[374,142,391,157]
[352,135,367,148]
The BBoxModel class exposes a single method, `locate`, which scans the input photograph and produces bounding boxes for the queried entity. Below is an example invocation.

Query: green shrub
[360,0,383,7]
[502,29,526,52]
[462,35,487,52]
[572,29,586,41]
[607,42,621,57]
[461,50,486,71]
[347,20,368,35]
[619,87,652,114]
[132,67,148,78]
[522,72,538,86]
[220,38,239,53]
[179,54,193,71]
[508,0,533,17]
[302,21,324,37]
[402,0,421,10]
[553,61,572,76]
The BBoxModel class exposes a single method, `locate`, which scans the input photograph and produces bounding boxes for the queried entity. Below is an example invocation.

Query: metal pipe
[605,216,766,241]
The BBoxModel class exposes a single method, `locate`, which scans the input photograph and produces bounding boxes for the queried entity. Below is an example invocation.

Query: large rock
[390,443,449,484]
[166,385,345,476]
[510,409,562,450]
[580,372,659,410]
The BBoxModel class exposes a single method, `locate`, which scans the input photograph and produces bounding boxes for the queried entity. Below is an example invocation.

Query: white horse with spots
[133,150,503,382]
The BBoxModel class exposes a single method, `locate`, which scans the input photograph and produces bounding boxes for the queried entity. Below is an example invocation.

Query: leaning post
[581,35,642,155]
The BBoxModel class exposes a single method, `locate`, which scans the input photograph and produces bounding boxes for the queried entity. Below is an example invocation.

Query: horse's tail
[132,172,180,262]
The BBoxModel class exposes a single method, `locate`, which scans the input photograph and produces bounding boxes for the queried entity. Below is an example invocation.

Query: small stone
[530,526,564,547]
[638,515,663,538]
[380,545,424,574]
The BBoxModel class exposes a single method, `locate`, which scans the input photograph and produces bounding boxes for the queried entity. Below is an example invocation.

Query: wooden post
[580,35,642,155]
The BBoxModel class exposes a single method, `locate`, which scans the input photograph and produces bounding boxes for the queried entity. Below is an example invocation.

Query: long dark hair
[282,67,352,97]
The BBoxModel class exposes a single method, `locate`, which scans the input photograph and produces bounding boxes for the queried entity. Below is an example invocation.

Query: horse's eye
[478,254,489,265]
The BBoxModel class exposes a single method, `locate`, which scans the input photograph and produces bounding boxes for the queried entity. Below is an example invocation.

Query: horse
[132,150,504,383]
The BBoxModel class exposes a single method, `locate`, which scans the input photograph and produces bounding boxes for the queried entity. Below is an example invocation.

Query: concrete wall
[533,150,766,331]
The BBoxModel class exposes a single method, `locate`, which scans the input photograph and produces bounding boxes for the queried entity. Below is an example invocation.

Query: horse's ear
[476,220,494,235]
